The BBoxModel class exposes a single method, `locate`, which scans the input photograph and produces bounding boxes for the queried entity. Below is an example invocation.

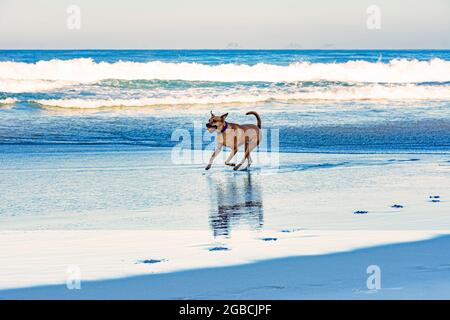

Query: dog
[205,111,261,171]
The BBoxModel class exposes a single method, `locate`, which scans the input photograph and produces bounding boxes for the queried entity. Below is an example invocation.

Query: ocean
[1,50,450,152]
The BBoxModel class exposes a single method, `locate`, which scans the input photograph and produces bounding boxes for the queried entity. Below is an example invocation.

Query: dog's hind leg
[244,136,253,169]
[234,138,257,171]
[247,153,253,168]
[244,146,255,170]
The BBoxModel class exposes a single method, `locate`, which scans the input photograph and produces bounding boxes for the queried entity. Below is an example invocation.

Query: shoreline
[2,144,450,155]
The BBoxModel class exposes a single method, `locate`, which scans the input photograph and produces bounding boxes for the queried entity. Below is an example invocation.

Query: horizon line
[1,48,450,51]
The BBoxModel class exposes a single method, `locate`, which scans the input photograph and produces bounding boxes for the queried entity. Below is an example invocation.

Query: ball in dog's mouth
[206,123,217,132]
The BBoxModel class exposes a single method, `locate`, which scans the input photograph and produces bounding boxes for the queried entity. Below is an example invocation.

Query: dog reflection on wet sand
[208,172,263,237]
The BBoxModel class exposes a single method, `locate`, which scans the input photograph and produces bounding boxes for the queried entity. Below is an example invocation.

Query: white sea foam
[0,79,77,93]
[34,84,450,108]
[0,97,18,104]
[1,58,450,93]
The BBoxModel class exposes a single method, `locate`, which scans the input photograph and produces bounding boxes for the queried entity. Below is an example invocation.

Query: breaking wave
[0,97,18,104]
[1,58,450,93]
[33,84,450,108]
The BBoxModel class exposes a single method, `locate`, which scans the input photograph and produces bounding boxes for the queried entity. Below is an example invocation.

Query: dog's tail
[246,111,261,129]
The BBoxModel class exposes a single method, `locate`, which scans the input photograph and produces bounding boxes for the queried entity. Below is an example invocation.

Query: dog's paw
[205,164,211,170]
[233,166,240,171]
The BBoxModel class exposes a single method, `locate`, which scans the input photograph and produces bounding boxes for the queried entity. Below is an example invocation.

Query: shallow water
[1,148,449,232]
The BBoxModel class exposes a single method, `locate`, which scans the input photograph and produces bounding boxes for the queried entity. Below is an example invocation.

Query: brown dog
[205,111,261,171]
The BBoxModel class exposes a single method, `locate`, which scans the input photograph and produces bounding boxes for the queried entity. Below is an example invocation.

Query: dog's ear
[221,113,228,120]
[210,110,215,117]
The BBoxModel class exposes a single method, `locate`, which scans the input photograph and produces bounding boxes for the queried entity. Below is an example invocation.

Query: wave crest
[1,58,450,93]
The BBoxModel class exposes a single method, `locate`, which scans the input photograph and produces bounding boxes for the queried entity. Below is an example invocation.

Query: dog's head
[206,111,228,133]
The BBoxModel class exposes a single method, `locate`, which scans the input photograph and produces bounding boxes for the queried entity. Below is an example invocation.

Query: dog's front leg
[225,147,237,166]
[225,135,238,166]
[205,143,223,170]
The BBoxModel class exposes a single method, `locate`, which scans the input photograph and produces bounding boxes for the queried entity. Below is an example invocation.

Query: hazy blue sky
[0,0,449,49]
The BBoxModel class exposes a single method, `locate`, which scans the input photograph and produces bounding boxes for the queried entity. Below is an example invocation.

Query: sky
[0,0,449,49]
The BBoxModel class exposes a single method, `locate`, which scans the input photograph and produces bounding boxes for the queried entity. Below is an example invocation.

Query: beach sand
[1,234,450,299]
[1,148,449,298]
